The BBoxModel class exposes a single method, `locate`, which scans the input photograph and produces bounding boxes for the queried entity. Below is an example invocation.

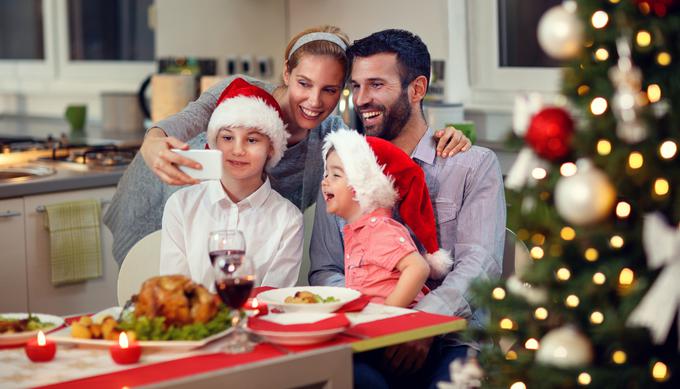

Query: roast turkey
[133,275,219,326]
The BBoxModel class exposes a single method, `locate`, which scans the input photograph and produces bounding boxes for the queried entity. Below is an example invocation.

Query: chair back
[117,230,162,306]
[501,228,531,279]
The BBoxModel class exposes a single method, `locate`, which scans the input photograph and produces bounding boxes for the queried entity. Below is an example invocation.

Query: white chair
[117,230,162,306]
[501,227,531,279]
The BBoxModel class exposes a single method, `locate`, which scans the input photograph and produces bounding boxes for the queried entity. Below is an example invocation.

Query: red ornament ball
[525,107,574,161]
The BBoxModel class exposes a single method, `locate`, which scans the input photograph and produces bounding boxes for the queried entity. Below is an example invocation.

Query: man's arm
[308,188,346,286]
[415,149,506,321]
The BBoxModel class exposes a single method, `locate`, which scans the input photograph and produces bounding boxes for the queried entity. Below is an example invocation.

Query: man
[309,29,506,388]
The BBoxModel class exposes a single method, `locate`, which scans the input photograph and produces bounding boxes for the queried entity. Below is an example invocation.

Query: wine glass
[209,229,256,353]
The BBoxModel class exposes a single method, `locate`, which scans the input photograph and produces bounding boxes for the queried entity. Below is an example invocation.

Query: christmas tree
[470,1,680,388]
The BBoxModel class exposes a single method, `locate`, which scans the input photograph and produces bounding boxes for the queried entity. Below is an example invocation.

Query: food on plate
[284,291,339,304]
[70,315,134,341]
[0,315,57,334]
[134,275,219,326]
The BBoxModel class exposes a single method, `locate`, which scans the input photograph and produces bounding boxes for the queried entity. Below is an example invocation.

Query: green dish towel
[44,199,103,285]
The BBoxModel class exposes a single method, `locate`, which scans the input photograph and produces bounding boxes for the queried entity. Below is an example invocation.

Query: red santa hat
[322,129,453,279]
[207,78,288,169]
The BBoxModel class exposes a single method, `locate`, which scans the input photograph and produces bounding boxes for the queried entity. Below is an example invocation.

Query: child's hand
[434,126,471,158]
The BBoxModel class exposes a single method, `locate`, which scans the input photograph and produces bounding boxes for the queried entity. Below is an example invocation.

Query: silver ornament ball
[537,2,584,60]
[554,160,616,225]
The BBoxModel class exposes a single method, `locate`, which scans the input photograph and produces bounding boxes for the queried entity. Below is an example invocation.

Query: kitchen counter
[0,160,124,199]
[0,115,142,199]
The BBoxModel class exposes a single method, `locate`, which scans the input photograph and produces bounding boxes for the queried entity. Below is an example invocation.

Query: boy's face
[321,151,361,221]
[215,127,273,182]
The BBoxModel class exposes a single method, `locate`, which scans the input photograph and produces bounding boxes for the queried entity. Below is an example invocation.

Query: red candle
[244,297,268,316]
[109,332,141,365]
[25,331,57,362]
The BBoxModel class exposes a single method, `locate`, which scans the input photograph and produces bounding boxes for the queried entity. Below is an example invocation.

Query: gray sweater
[103,75,346,265]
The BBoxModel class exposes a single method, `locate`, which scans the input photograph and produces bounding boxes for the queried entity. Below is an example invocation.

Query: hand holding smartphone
[171,149,223,181]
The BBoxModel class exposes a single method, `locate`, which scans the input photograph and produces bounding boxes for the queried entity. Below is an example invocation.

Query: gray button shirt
[309,127,506,331]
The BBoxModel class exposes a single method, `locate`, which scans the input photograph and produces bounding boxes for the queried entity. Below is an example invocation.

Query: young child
[321,129,452,307]
[160,78,304,290]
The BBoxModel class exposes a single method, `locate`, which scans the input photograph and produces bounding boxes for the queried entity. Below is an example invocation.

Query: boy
[160,78,304,290]
[321,129,452,307]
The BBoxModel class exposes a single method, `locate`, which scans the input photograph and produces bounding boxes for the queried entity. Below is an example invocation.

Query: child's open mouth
[323,191,335,202]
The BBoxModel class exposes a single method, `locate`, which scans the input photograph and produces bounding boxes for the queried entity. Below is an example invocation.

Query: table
[1,306,465,388]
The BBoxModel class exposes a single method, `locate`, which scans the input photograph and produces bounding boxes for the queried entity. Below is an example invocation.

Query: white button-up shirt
[160,178,304,290]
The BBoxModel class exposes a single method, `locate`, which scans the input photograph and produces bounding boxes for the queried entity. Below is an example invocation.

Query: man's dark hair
[347,29,431,92]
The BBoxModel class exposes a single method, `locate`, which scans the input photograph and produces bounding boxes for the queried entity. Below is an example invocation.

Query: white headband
[288,32,348,59]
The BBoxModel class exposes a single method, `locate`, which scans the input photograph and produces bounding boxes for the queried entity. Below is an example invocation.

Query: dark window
[68,0,154,61]
[0,0,44,60]
[497,0,562,67]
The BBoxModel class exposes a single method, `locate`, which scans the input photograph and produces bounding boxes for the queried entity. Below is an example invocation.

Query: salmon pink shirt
[342,208,425,305]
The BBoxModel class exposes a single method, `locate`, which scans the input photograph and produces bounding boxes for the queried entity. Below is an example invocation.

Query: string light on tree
[628,152,644,169]
[659,140,677,159]
[636,30,652,47]
[560,162,577,176]
[525,338,540,350]
[531,246,545,259]
[652,361,670,382]
[593,272,607,285]
[565,294,580,308]
[597,139,612,155]
[657,52,671,66]
[595,47,609,61]
[510,381,526,389]
[653,178,670,196]
[590,97,608,115]
[619,268,635,286]
[556,267,571,281]
[578,372,592,385]
[585,248,599,262]
[492,287,506,300]
[591,10,609,28]
[616,202,631,218]
[577,85,590,96]
[500,318,515,330]
[506,350,518,361]
[612,350,627,364]
[590,311,604,324]
[561,226,576,240]
[610,235,624,248]
[647,84,661,103]
[535,307,549,320]
[532,167,548,180]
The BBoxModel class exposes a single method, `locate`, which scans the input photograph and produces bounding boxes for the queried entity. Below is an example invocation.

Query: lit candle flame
[37,331,46,346]
[251,298,259,308]
[119,332,129,349]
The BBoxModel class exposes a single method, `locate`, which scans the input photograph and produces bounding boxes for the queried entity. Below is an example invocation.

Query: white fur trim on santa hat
[425,248,453,279]
[207,95,288,169]
[322,129,397,213]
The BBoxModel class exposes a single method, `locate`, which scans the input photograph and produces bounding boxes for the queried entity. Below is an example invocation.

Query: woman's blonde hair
[284,25,350,80]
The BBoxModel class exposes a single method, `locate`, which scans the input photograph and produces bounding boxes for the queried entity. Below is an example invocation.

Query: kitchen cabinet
[0,186,118,316]
[0,198,29,312]
[23,186,118,316]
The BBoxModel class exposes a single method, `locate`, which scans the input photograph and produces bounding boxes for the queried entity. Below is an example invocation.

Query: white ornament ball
[537,3,584,60]
[506,275,548,305]
[536,326,593,367]
[554,160,616,225]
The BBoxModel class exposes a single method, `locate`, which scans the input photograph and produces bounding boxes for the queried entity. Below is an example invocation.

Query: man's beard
[360,88,411,141]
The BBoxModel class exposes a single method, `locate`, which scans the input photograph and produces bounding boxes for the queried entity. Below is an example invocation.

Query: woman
[104,25,470,265]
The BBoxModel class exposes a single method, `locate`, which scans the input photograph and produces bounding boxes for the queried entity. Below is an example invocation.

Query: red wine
[209,250,245,267]
[215,277,254,309]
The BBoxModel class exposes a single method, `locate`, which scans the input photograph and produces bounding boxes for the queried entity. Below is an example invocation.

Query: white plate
[0,313,65,346]
[48,307,233,352]
[257,286,361,313]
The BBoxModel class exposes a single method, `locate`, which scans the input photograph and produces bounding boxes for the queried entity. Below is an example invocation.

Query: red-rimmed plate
[247,312,349,345]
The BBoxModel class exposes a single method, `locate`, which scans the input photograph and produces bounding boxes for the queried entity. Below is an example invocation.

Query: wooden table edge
[350,319,467,352]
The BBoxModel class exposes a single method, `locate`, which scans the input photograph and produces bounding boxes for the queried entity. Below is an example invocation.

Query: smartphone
[171,149,223,181]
